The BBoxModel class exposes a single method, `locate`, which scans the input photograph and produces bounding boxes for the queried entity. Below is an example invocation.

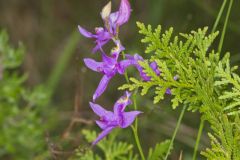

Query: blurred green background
[0,0,239,159]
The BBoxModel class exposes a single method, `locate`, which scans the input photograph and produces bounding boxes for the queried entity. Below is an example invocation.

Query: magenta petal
[109,12,119,24]
[102,53,116,65]
[116,0,131,26]
[125,91,132,98]
[120,111,142,128]
[150,61,161,76]
[174,75,179,80]
[89,102,108,117]
[150,61,157,69]
[136,64,151,81]
[78,25,94,38]
[118,59,136,74]
[84,58,104,72]
[118,54,142,74]
[124,54,151,81]
[108,12,119,34]
[92,41,106,53]
[166,88,172,95]
[96,120,108,129]
[125,54,144,61]
[93,75,112,101]
[113,91,132,115]
[92,127,114,145]
[96,29,111,41]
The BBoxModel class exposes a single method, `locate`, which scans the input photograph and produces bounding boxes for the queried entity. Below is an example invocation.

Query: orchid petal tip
[101,1,112,19]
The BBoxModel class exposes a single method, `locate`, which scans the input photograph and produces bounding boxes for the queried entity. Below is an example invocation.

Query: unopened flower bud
[101,1,112,20]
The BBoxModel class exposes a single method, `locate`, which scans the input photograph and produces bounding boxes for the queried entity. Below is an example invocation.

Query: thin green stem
[192,0,240,35]
[122,51,144,159]
[218,0,234,53]
[133,90,138,129]
[122,51,130,83]
[211,0,227,33]
[192,119,205,160]
[164,105,187,160]
[131,126,146,160]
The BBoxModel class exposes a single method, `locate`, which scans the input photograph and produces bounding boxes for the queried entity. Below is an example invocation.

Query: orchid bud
[101,1,112,20]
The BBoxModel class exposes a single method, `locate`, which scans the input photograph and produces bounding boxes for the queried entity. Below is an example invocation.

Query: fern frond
[147,140,171,160]
[201,115,240,160]
[121,23,240,159]
[214,55,240,115]
[75,129,138,160]
[122,23,219,111]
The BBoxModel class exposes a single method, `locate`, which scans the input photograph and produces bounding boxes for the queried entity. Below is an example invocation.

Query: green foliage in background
[72,129,138,160]
[0,30,49,159]
[119,22,240,159]
[72,129,171,160]
[147,140,171,160]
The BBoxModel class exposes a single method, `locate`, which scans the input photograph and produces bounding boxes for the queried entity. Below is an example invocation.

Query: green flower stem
[211,0,227,33]
[131,126,146,160]
[133,90,138,129]
[164,105,187,160]
[122,51,145,160]
[192,119,205,160]
[122,51,130,84]
[218,0,234,53]
[47,30,80,96]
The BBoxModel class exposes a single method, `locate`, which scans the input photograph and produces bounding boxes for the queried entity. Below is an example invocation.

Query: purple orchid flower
[84,49,138,101]
[78,0,131,53]
[90,91,142,145]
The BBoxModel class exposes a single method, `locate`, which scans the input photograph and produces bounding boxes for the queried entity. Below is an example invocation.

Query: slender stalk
[131,126,146,160]
[211,0,227,34]
[47,30,80,95]
[192,0,240,35]
[122,51,145,159]
[121,51,130,83]
[218,0,234,53]
[192,119,205,160]
[164,105,187,160]
[133,90,138,129]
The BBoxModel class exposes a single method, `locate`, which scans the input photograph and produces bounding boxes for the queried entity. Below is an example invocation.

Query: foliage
[214,55,240,116]
[0,30,49,159]
[72,129,138,160]
[201,53,240,159]
[120,23,219,111]
[147,140,171,160]
[201,114,240,160]
[119,22,240,159]
[72,129,172,160]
